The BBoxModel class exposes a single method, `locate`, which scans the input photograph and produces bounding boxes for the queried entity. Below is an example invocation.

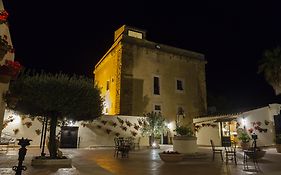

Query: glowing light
[152,142,157,148]
[242,118,246,126]
[12,115,21,125]
[167,122,173,130]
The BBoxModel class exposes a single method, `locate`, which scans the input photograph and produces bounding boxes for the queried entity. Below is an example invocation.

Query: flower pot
[0,74,11,83]
[173,136,198,154]
[240,142,250,150]
[158,153,184,162]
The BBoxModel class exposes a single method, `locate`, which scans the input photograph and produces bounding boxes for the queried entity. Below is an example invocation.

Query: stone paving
[1,145,281,175]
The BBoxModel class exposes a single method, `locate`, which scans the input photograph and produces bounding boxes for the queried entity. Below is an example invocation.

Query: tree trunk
[49,115,58,158]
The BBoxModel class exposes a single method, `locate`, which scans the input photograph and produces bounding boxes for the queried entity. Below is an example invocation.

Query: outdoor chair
[243,141,260,170]
[210,139,223,161]
[114,137,130,158]
[224,141,237,165]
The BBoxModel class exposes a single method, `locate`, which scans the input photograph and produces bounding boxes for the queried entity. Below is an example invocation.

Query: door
[221,121,231,147]
[60,126,79,148]
[274,114,281,136]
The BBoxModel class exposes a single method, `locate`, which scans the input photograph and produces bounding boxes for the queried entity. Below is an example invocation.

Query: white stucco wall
[194,104,281,147]
[78,115,149,148]
[2,111,150,148]
[0,1,15,136]
[196,125,220,146]
[237,105,279,147]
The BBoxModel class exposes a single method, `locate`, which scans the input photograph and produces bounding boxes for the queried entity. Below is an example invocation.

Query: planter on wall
[173,136,198,154]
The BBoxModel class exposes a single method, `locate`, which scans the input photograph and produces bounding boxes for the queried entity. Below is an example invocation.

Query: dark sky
[2,0,281,110]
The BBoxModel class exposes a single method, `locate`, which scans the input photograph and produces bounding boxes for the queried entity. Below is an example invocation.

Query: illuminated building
[94,25,207,124]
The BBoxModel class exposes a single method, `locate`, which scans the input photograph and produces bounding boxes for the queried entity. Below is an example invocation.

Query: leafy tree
[258,46,281,95]
[4,71,103,158]
[141,111,167,145]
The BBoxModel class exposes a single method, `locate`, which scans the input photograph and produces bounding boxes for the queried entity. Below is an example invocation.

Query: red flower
[0,60,22,78]
[248,128,254,133]
[0,10,8,24]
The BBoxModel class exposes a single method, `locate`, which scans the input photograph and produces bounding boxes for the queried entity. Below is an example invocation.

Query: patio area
[1,145,281,175]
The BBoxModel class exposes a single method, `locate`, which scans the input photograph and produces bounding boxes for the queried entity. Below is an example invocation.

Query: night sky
[2,1,281,110]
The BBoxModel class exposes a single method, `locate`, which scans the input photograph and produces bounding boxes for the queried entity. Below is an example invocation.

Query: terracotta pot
[240,142,250,150]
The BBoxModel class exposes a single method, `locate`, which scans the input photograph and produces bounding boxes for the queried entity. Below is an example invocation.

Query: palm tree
[258,46,281,95]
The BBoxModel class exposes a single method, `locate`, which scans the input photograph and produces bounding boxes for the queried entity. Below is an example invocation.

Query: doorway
[220,120,237,146]
[60,126,79,148]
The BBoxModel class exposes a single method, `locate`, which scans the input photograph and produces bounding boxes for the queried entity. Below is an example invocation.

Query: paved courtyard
[1,145,281,175]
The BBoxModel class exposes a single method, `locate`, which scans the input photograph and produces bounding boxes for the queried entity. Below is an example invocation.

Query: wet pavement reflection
[1,146,281,174]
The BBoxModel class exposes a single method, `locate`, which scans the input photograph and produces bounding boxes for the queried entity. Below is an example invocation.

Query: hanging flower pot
[0,59,22,83]
[0,35,14,61]
[0,10,9,25]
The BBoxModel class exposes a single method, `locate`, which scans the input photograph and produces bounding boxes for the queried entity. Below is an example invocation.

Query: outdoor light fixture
[167,122,173,130]
[152,141,160,149]
[155,44,161,49]
[242,117,246,128]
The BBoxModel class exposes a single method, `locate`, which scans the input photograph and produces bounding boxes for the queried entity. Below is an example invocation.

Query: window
[106,80,110,91]
[128,30,143,39]
[154,104,162,113]
[175,78,184,93]
[177,106,184,115]
[153,76,160,95]
[176,80,183,90]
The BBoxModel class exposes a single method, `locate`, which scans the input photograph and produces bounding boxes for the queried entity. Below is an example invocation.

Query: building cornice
[94,34,207,73]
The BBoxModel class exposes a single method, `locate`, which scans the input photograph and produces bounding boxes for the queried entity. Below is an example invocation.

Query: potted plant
[0,59,22,83]
[140,111,167,148]
[237,128,251,150]
[0,10,9,25]
[173,123,198,154]
[275,134,281,153]
[0,35,14,60]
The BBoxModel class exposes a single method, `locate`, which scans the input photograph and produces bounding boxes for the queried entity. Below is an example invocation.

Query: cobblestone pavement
[1,145,281,175]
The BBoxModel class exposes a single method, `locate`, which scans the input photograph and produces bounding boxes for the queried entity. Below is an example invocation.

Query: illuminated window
[128,30,143,39]
[106,80,110,91]
[153,76,160,95]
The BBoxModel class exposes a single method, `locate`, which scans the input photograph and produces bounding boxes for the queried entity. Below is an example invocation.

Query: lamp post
[13,137,32,175]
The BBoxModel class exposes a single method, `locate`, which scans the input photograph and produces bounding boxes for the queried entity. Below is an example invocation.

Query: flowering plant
[161,151,180,154]
[0,35,14,59]
[0,10,8,24]
[0,59,22,78]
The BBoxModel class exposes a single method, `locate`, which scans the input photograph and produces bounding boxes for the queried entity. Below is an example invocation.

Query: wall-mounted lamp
[242,117,246,128]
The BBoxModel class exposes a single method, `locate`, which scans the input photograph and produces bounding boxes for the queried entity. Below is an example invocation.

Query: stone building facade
[94,25,207,125]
